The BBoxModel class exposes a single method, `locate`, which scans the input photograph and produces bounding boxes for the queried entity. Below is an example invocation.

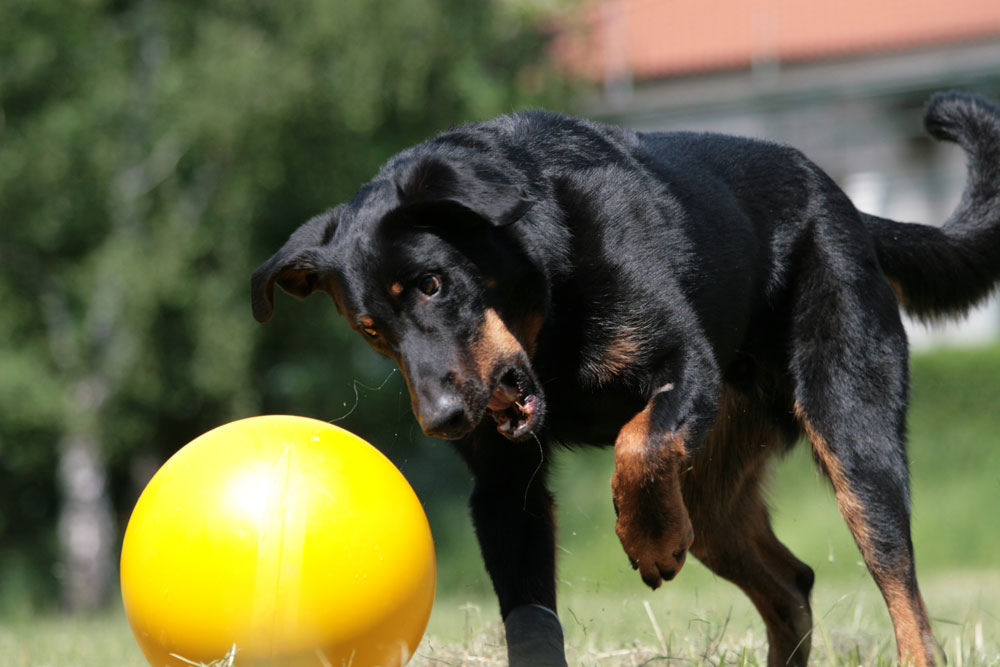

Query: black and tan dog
[252,92,1000,666]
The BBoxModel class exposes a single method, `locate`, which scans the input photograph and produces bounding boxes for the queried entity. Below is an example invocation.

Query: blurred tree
[0,0,571,612]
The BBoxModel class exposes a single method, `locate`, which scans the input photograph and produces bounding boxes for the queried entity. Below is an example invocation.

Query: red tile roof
[552,0,1000,80]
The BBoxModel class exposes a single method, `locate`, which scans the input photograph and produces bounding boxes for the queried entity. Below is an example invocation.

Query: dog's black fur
[252,92,1000,666]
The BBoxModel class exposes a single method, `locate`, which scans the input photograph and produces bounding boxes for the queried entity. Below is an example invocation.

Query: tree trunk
[57,429,116,611]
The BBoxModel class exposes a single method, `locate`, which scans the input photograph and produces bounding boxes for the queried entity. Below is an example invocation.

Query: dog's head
[252,150,548,440]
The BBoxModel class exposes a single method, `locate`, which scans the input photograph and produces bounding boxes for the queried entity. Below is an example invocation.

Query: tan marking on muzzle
[518,312,545,357]
[471,308,528,384]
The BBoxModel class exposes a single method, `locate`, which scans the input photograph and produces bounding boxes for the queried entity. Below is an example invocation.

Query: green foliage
[0,0,571,610]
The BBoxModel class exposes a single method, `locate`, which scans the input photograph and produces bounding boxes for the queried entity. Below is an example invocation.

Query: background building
[555,0,1000,346]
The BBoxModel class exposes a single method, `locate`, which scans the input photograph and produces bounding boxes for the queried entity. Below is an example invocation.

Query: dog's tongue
[493,393,539,438]
[486,371,540,438]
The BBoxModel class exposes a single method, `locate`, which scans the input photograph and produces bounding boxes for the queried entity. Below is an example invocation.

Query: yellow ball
[121,415,436,667]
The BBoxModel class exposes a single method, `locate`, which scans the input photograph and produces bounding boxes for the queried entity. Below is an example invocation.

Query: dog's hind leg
[789,226,943,666]
[683,399,815,667]
[795,399,942,666]
[688,488,815,666]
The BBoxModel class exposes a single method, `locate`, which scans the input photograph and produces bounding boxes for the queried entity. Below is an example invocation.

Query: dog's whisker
[329,368,398,424]
[523,432,545,513]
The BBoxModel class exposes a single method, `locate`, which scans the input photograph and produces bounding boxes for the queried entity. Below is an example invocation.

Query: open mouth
[485,368,543,440]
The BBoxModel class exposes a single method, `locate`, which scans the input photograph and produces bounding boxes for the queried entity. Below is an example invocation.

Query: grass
[2,572,998,666]
[2,344,998,665]
[420,572,1000,665]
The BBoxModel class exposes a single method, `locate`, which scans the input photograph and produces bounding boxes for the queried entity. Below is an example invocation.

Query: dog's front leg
[612,375,716,590]
[459,429,567,667]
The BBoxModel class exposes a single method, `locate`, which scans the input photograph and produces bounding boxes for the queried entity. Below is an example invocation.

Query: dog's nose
[420,394,469,439]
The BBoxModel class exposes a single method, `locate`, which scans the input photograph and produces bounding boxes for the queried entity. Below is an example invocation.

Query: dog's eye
[362,326,378,339]
[418,274,441,296]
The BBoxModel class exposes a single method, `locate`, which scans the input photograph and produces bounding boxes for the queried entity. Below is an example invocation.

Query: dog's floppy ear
[395,156,534,226]
[250,207,341,323]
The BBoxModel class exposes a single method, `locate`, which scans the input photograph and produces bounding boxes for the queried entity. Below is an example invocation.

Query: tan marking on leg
[794,401,874,556]
[614,392,687,469]
[612,404,692,588]
[677,389,814,665]
[614,403,653,461]
[685,387,782,518]
[689,489,813,667]
[794,402,939,666]
[878,575,937,666]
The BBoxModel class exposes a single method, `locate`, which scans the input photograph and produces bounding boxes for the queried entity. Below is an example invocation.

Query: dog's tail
[865,92,1000,321]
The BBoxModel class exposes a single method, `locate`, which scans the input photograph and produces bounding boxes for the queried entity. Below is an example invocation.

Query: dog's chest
[544,382,645,446]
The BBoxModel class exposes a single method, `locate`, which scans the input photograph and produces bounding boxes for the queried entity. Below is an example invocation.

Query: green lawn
[423,572,1000,666]
[2,345,998,666]
[3,571,998,666]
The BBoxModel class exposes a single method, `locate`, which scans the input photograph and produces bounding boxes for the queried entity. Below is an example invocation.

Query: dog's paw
[611,459,694,590]
[614,508,693,589]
